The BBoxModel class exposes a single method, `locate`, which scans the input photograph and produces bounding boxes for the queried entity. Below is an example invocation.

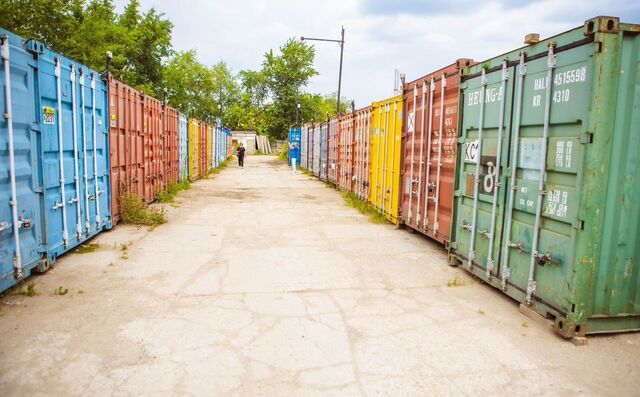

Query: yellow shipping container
[207,123,214,171]
[368,95,403,224]
[188,118,200,181]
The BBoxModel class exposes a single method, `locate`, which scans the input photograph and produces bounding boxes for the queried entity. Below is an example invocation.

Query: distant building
[231,131,258,155]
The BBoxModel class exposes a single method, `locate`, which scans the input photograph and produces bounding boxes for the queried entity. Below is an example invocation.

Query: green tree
[261,38,317,138]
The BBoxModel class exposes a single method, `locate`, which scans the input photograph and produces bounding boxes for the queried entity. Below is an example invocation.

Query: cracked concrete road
[1,155,639,396]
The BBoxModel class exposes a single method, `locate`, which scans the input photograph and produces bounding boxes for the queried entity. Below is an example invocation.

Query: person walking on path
[237,143,246,167]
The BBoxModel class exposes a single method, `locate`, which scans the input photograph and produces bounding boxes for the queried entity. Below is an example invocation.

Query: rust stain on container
[400,59,474,244]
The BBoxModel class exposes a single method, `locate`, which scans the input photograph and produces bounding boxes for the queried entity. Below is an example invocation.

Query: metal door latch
[507,240,524,253]
[534,251,559,266]
[0,221,10,234]
[18,216,32,229]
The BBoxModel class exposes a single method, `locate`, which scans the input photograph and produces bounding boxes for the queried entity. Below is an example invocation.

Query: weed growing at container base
[10,281,38,297]
[120,192,167,226]
[341,191,390,225]
[155,180,191,203]
[208,159,230,177]
[74,243,101,254]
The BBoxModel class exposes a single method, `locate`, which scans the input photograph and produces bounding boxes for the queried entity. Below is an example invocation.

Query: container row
[0,28,231,293]
[299,16,640,339]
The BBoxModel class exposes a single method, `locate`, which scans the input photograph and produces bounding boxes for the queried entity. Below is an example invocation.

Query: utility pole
[301,26,345,114]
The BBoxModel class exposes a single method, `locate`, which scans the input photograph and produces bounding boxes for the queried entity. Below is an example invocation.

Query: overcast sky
[115,0,639,107]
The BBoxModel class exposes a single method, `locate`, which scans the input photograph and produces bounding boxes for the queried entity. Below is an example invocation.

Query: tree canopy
[0,0,352,139]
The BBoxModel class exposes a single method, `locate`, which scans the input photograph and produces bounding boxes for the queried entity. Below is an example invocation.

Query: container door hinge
[449,241,457,250]
[454,190,462,197]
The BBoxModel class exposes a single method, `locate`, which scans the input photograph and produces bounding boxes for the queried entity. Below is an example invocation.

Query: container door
[40,52,110,260]
[501,44,593,309]
[369,103,381,208]
[452,61,514,280]
[0,34,46,291]
[386,97,402,223]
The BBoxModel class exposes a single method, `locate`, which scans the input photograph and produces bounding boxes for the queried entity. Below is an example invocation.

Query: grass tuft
[11,281,38,297]
[155,180,191,203]
[447,275,466,287]
[340,191,390,225]
[74,243,101,254]
[120,192,166,226]
[52,286,69,296]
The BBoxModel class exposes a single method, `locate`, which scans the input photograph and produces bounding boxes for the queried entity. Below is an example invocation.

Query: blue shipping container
[0,29,111,293]
[179,113,189,181]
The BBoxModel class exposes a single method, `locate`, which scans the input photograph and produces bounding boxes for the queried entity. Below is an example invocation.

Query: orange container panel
[164,106,180,185]
[400,59,474,244]
[353,106,371,200]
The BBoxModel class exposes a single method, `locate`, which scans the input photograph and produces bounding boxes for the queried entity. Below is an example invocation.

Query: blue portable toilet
[288,128,301,167]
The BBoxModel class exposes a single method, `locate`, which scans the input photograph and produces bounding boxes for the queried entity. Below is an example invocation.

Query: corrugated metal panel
[1,30,111,292]
[188,118,200,181]
[206,122,213,171]
[400,60,473,244]
[312,125,321,177]
[109,79,165,217]
[301,123,313,170]
[108,78,143,224]
[0,31,44,291]
[164,106,179,185]
[450,16,640,337]
[327,116,339,184]
[369,95,403,224]
[319,122,328,181]
[142,95,165,201]
[198,120,208,176]
[178,113,188,181]
[353,106,371,201]
[338,114,354,191]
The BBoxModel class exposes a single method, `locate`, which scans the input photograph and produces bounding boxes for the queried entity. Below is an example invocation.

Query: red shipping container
[108,78,167,224]
[400,59,474,244]
[338,114,354,191]
[164,106,180,185]
[353,106,371,201]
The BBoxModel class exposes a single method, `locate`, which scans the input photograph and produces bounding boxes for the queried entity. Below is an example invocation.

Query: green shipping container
[449,16,640,338]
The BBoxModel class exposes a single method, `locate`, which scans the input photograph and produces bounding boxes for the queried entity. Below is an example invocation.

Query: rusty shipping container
[108,78,166,223]
[338,114,354,191]
[400,59,474,244]
[327,116,339,185]
[353,106,371,201]
[164,106,180,185]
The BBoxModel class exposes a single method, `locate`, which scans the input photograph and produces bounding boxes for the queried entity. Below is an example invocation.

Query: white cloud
[116,0,639,107]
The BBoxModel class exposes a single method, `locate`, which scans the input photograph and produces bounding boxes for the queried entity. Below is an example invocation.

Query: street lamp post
[301,26,345,114]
